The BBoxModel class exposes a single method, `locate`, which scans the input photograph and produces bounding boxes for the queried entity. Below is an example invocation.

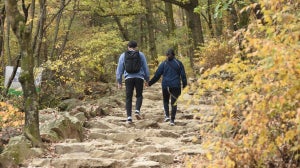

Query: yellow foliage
[189,0,300,167]
[195,39,234,72]
[0,102,24,128]
[225,156,235,168]
[206,152,213,161]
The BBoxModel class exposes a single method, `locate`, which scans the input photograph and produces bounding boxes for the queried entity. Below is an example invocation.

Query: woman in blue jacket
[148,48,187,126]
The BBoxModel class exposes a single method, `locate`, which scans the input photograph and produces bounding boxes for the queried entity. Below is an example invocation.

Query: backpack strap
[165,59,181,76]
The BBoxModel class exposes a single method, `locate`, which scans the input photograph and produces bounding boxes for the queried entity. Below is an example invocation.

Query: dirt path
[24,84,215,168]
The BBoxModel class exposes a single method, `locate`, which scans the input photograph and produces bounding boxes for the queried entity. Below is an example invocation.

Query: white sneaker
[170,121,175,126]
[164,117,170,122]
[127,116,133,124]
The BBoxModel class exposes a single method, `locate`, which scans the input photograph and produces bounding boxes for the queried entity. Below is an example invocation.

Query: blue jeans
[162,87,181,121]
[125,78,144,117]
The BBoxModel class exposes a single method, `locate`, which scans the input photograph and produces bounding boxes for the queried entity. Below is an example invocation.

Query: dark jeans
[162,87,181,121]
[125,78,144,117]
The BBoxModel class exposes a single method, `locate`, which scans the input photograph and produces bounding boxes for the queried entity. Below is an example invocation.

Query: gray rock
[145,152,174,164]
[0,136,43,167]
[40,113,84,142]
[131,160,160,168]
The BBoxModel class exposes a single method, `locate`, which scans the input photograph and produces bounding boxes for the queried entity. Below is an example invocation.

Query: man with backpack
[147,48,187,126]
[116,41,150,124]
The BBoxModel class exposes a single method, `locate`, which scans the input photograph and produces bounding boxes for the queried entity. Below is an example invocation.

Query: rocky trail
[21,83,216,168]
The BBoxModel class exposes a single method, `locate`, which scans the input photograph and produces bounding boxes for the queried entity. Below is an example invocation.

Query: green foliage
[59,29,123,82]
[213,0,250,19]
[180,56,192,78]
[76,30,124,82]
[81,0,145,16]
[156,26,191,57]
[189,0,300,167]
[39,29,124,107]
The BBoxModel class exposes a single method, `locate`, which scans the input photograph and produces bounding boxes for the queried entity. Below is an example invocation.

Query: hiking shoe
[127,117,133,124]
[170,121,175,126]
[164,117,170,122]
[135,110,142,120]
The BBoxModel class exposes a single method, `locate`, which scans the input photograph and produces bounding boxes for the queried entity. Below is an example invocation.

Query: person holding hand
[148,48,187,126]
[116,41,150,124]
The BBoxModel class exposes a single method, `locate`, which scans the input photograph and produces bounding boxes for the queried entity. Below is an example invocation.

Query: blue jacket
[149,58,187,89]
[116,51,150,84]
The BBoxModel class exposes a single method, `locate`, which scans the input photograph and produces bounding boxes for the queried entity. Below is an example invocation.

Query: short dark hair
[128,41,137,48]
[166,48,175,57]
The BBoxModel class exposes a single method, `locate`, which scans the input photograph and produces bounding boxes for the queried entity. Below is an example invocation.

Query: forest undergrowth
[188,0,299,167]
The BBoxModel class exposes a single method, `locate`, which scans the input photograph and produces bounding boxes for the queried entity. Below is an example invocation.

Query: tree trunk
[207,0,214,37]
[139,15,147,50]
[161,0,204,46]
[0,5,5,70]
[227,3,238,31]
[164,2,178,52]
[50,0,65,60]
[184,0,204,70]
[160,0,204,71]
[185,9,203,47]
[164,2,175,37]
[185,0,204,47]
[33,0,47,66]
[145,0,158,65]
[5,0,42,147]
[5,18,12,65]
[59,0,78,56]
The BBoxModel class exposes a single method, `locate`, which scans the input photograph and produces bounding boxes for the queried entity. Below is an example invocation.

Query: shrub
[189,1,300,167]
[195,39,235,73]
[0,102,24,129]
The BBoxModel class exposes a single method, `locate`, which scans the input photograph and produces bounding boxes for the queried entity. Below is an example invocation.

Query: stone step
[28,156,122,168]
[16,83,214,168]
[54,141,110,154]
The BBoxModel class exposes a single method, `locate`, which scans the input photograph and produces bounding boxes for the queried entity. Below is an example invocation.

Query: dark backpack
[124,51,141,73]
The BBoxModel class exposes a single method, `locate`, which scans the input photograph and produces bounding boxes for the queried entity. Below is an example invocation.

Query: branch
[159,0,190,8]
[266,124,286,164]
[4,54,22,96]
[200,12,209,25]
[81,6,145,17]
[5,0,25,38]
[43,0,71,31]
[21,0,30,22]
